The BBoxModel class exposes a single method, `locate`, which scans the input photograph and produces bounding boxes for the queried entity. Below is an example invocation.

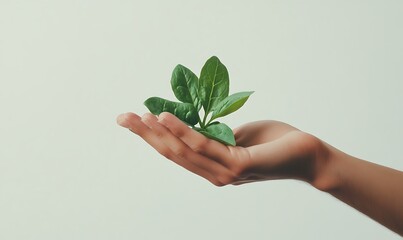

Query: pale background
[1,1,402,239]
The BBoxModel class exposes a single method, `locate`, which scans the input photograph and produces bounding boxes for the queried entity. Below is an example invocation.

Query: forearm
[312,142,403,235]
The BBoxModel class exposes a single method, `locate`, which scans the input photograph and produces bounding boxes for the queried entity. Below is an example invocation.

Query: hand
[117,112,403,235]
[117,112,326,187]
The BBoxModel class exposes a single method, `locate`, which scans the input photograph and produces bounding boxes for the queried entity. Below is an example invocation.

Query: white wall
[1,1,402,239]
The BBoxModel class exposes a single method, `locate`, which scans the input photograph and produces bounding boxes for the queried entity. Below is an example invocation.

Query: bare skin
[117,112,403,236]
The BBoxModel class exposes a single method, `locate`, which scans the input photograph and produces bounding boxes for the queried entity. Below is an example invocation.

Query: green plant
[144,56,253,146]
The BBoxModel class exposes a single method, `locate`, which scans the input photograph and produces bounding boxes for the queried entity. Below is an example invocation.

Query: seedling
[144,56,253,146]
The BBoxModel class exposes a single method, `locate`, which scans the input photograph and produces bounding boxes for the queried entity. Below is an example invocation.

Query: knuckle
[155,130,165,139]
[174,146,189,159]
[217,173,235,186]
[173,125,188,138]
[193,138,209,153]
[212,179,225,187]
[159,149,172,160]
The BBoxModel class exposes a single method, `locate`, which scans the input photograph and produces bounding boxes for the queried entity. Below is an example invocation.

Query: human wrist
[308,139,344,192]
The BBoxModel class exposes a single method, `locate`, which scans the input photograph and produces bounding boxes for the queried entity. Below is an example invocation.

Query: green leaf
[171,64,202,111]
[144,97,198,125]
[196,122,235,146]
[211,91,254,121]
[199,56,229,114]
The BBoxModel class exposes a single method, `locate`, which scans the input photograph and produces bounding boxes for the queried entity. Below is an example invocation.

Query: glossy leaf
[144,97,198,125]
[199,56,229,114]
[211,91,254,120]
[196,122,235,146]
[143,56,253,146]
[171,64,202,111]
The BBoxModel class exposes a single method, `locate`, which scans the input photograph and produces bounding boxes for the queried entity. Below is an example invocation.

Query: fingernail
[116,113,131,128]
[158,112,169,124]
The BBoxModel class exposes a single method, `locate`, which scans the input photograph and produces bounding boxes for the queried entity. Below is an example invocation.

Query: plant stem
[201,112,209,128]
[198,114,205,128]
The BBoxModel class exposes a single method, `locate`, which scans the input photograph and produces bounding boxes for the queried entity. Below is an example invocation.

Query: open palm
[117,112,323,186]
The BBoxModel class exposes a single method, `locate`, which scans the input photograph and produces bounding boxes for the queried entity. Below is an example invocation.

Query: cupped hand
[117,112,325,186]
